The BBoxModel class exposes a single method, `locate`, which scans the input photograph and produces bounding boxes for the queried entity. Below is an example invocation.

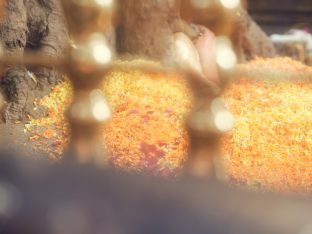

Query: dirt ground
[0,122,47,159]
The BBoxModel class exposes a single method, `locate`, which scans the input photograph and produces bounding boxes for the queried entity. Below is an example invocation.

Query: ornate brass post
[179,0,240,179]
[61,0,115,166]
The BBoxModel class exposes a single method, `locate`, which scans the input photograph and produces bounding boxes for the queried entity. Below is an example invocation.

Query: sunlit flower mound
[222,57,312,193]
[26,57,312,193]
[25,61,193,175]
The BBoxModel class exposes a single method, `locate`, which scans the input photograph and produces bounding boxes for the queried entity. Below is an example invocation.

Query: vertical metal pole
[61,0,115,166]
[179,0,240,179]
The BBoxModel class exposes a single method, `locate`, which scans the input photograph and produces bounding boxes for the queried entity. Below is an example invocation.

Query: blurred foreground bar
[0,152,312,234]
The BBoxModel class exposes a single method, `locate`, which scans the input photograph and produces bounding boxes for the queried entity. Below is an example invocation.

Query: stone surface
[0,0,69,122]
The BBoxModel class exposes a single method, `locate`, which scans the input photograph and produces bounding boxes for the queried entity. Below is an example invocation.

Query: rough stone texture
[0,0,5,20]
[0,0,69,122]
[233,9,277,62]
[119,1,276,63]
[118,0,175,60]
[274,43,305,62]
[118,0,197,61]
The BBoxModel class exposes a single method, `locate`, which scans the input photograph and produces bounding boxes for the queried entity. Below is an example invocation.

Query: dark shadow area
[0,152,312,234]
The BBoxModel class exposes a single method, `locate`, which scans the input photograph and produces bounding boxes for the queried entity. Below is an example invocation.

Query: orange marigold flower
[26,60,193,175]
[26,58,312,193]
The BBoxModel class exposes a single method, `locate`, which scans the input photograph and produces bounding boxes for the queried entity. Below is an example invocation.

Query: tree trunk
[117,0,185,60]
[233,9,276,62]
[0,0,69,122]
[118,0,276,62]
[0,0,5,20]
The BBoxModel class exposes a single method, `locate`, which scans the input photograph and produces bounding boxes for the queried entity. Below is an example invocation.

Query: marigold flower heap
[26,58,312,193]
[26,61,193,175]
[222,57,312,193]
